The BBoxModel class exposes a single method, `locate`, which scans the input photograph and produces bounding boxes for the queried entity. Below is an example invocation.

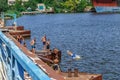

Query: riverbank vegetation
[0,0,92,15]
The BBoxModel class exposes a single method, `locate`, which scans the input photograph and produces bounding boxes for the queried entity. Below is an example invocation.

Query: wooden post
[89,76,94,80]
[68,69,72,77]
[74,68,79,77]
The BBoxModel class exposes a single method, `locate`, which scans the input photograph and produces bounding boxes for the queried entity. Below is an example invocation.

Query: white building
[8,0,29,5]
[37,4,46,12]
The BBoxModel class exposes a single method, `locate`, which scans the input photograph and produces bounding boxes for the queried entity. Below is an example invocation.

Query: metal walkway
[0,61,2,80]
[0,31,65,80]
[0,55,7,80]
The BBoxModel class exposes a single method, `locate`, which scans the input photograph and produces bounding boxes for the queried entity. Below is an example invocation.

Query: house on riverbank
[37,4,46,12]
[37,3,54,13]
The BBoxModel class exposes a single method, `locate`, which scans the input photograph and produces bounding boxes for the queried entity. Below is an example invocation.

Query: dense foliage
[0,0,92,14]
[0,0,8,13]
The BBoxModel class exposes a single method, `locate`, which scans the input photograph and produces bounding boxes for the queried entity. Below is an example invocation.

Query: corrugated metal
[92,0,117,7]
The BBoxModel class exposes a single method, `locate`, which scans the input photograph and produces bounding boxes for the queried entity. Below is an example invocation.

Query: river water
[6,13,120,80]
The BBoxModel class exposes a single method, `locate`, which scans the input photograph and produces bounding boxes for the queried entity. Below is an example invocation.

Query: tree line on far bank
[0,0,92,15]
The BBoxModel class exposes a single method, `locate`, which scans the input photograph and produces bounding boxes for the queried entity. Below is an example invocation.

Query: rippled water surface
[7,13,120,80]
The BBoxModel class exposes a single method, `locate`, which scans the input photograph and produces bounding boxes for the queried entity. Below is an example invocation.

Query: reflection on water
[6,13,120,80]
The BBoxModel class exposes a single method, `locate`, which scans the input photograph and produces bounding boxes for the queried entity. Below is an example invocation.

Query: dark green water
[7,13,120,80]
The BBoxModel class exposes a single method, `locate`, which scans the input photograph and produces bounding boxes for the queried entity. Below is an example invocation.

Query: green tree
[35,0,43,3]
[23,0,37,11]
[76,0,88,12]
[43,0,54,7]
[0,0,8,12]
[14,0,25,12]
[61,0,79,12]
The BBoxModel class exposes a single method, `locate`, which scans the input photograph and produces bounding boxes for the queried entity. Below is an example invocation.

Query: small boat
[1,26,31,37]
[9,30,31,37]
